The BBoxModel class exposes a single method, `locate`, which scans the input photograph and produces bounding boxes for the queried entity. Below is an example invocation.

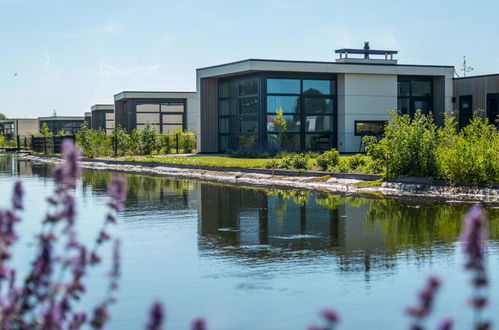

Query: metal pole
[176,133,179,154]
[114,129,117,158]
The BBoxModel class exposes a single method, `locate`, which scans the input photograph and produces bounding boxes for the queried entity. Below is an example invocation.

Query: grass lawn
[122,155,270,168]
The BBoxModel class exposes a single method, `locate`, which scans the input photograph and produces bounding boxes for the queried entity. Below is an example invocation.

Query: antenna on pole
[461,56,473,77]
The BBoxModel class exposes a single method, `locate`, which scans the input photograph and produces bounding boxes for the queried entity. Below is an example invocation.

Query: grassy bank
[120,154,380,174]
[123,155,271,169]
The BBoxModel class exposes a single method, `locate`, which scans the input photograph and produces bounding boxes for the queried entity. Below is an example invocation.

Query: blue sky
[1,0,498,118]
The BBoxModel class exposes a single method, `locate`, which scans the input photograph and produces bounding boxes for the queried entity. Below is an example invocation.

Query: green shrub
[363,110,438,178]
[316,149,340,171]
[306,151,320,159]
[113,125,132,156]
[275,151,291,159]
[75,125,113,158]
[363,110,499,182]
[436,116,499,183]
[282,153,309,170]
[129,129,141,155]
[332,158,351,173]
[158,133,172,154]
[140,125,159,155]
[348,154,367,170]
[172,129,197,153]
[265,159,280,169]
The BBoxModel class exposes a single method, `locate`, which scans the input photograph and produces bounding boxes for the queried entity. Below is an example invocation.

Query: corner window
[397,77,433,116]
[218,76,260,151]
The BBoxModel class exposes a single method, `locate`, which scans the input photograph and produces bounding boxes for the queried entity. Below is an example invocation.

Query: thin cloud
[43,50,50,71]
[98,61,145,87]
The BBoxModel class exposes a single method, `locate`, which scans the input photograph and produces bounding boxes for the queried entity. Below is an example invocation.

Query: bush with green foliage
[362,110,437,177]
[112,125,132,156]
[171,129,196,153]
[363,110,499,183]
[37,122,53,137]
[139,125,159,155]
[316,149,340,171]
[74,126,197,158]
[158,133,172,154]
[75,125,112,158]
[436,115,499,183]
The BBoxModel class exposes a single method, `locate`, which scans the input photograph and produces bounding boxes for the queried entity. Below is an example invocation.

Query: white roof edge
[197,59,454,79]
[38,116,85,120]
[114,91,197,101]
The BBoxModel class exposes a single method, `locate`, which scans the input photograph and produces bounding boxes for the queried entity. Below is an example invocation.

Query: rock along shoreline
[21,154,499,203]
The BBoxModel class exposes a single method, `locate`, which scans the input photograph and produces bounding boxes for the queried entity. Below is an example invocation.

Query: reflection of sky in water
[0,154,498,329]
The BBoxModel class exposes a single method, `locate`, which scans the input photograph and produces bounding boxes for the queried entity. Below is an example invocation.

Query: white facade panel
[337,74,397,153]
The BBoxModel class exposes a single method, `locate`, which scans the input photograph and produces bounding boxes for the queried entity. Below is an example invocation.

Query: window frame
[397,76,433,117]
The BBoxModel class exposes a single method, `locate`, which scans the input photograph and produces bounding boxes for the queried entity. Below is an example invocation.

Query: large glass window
[266,78,335,151]
[133,101,185,133]
[218,76,260,151]
[267,78,300,94]
[397,77,433,117]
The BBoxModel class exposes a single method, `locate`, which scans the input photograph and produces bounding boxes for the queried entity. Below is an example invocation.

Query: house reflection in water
[0,156,34,176]
[198,184,397,275]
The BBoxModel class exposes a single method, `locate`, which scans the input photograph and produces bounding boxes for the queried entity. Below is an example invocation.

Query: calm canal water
[0,154,498,329]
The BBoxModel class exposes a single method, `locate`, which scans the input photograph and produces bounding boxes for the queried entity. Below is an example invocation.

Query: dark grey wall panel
[200,78,219,153]
[454,75,499,113]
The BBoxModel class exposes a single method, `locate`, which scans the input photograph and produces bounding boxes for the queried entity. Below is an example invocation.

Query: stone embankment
[22,154,499,203]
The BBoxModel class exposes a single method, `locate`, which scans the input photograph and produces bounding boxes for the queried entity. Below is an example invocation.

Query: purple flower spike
[437,319,453,330]
[110,239,121,279]
[12,181,24,210]
[191,318,207,330]
[406,276,441,329]
[321,308,340,324]
[108,176,127,202]
[53,140,81,188]
[460,206,490,329]
[62,139,81,184]
[461,206,487,270]
[146,301,165,330]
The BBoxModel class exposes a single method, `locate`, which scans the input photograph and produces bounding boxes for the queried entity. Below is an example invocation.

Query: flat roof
[0,118,38,122]
[453,73,499,80]
[114,91,196,102]
[197,58,455,72]
[91,104,114,112]
[38,116,84,121]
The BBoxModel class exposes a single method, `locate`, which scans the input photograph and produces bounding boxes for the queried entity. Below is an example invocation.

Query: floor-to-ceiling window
[266,77,335,151]
[459,95,473,129]
[487,93,499,128]
[218,76,260,151]
[397,77,433,116]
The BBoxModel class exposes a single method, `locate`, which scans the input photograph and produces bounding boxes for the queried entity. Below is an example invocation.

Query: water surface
[0,154,498,329]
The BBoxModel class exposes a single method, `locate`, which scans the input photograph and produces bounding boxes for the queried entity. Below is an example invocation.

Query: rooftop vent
[335,42,398,64]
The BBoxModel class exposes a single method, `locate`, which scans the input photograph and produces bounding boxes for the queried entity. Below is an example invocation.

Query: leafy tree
[38,122,53,137]
[272,108,287,149]
[0,113,6,120]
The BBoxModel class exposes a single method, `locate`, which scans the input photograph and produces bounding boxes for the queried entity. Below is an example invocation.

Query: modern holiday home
[0,118,39,140]
[452,74,499,128]
[114,91,198,135]
[91,104,115,134]
[196,43,454,153]
[38,116,85,135]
